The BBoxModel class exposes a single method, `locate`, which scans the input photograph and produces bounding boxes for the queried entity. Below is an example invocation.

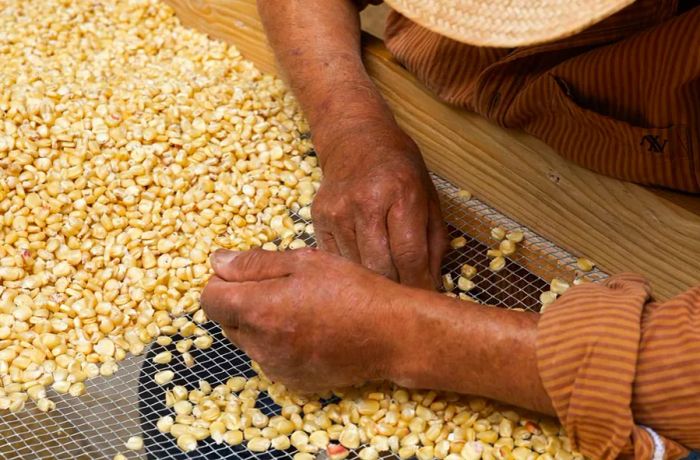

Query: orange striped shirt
[538,274,700,459]
[362,0,700,192]
[356,1,700,458]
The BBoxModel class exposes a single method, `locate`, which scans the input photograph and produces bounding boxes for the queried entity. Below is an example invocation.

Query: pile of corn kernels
[0,1,583,459]
[150,362,583,460]
[0,0,317,413]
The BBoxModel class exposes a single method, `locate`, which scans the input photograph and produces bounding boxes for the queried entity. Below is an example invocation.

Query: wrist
[380,288,447,388]
[310,89,398,163]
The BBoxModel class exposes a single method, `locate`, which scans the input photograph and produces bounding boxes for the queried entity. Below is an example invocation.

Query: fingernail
[210,250,239,270]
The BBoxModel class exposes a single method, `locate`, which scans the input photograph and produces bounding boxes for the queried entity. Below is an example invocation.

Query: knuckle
[293,247,318,262]
[236,251,262,274]
[393,243,428,267]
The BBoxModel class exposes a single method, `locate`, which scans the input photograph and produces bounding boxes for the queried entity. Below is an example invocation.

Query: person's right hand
[312,120,447,290]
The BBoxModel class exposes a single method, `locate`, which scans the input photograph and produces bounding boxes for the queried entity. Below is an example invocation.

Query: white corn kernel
[157,416,175,434]
[125,436,143,451]
[177,434,198,452]
[224,430,244,446]
[539,291,559,310]
[248,437,271,452]
[194,335,213,350]
[309,430,330,448]
[289,239,307,250]
[460,264,477,279]
[457,276,475,292]
[153,351,172,365]
[550,278,571,295]
[294,454,315,460]
[154,371,175,386]
[271,435,291,450]
[359,446,379,460]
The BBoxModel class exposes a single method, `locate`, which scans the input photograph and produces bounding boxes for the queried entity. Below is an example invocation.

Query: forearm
[257,0,395,164]
[389,291,555,415]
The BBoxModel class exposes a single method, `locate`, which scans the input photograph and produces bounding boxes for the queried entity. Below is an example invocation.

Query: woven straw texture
[383,0,635,47]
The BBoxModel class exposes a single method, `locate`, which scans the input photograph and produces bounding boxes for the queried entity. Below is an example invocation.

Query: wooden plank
[164,0,700,300]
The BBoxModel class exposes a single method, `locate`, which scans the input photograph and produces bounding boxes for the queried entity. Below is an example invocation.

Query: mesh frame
[0,173,606,459]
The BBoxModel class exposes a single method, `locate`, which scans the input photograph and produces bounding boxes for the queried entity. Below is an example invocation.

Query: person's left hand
[200,248,422,393]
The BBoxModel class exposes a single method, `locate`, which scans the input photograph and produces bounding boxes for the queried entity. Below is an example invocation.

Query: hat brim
[383,0,635,47]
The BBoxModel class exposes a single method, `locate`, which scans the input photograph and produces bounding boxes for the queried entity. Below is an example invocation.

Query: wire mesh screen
[0,173,606,460]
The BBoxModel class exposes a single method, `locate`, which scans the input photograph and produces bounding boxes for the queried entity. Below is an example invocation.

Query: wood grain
[164,0,700,300]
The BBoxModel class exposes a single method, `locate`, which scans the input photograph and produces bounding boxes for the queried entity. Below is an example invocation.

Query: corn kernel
[125,436,143,451]
[489,257,506,272]
[490,227,506,241]
[576,257,595,272]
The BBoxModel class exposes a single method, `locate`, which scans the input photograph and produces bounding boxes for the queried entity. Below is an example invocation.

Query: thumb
[210,248,299,282]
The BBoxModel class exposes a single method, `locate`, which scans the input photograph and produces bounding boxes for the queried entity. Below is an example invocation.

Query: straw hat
[382,0,635,47]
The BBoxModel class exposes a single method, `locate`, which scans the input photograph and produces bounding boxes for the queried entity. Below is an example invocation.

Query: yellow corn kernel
[442,273,455,291]
[576,257,595,272]
[490,227,506,241]
[457,189,472,200]
[153,351,172,365]
[489,256,506,272]
[506,230,525,243]
[499,239,517,256]
[450,237,467,249]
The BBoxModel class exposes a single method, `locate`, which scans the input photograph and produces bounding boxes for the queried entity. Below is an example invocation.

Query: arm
[257,0,389,155]
[257,0,447,289]
[201,248,554,415]
[393,291,554,415]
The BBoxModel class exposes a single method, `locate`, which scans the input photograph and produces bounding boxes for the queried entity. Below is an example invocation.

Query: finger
[210,248,302,282]
[387,200,432,289]
[200,276,245,328]
[314,224,340,254]
[311,203,340,255]
[200,275,290,327]
[355,210,398,280]
[427,202,448,288]
[221,326,244,349]
[331,222,361,263]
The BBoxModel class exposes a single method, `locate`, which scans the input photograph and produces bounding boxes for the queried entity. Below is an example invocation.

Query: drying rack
[0,173,605,460]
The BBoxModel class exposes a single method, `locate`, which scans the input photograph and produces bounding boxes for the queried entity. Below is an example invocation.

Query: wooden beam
[164,0,700,300]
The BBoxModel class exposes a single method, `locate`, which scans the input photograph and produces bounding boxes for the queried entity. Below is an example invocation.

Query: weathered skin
[201,249,555,416]
[257,0,447,288]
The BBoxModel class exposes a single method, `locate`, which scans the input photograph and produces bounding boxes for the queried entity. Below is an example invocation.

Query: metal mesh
[0,173,606,460]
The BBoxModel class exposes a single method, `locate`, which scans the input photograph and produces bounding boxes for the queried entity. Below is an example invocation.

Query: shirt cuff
[536,274,650,459]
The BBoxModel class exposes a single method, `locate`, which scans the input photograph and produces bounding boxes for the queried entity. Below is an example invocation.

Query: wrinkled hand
[312,122,447,289]
[200,248,422,393]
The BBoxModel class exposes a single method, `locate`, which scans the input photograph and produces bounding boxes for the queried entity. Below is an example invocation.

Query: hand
[200,248,423,393]
[312,121,447,290]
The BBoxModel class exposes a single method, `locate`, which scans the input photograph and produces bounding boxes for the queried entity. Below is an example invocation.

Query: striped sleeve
[537,274,698,459]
